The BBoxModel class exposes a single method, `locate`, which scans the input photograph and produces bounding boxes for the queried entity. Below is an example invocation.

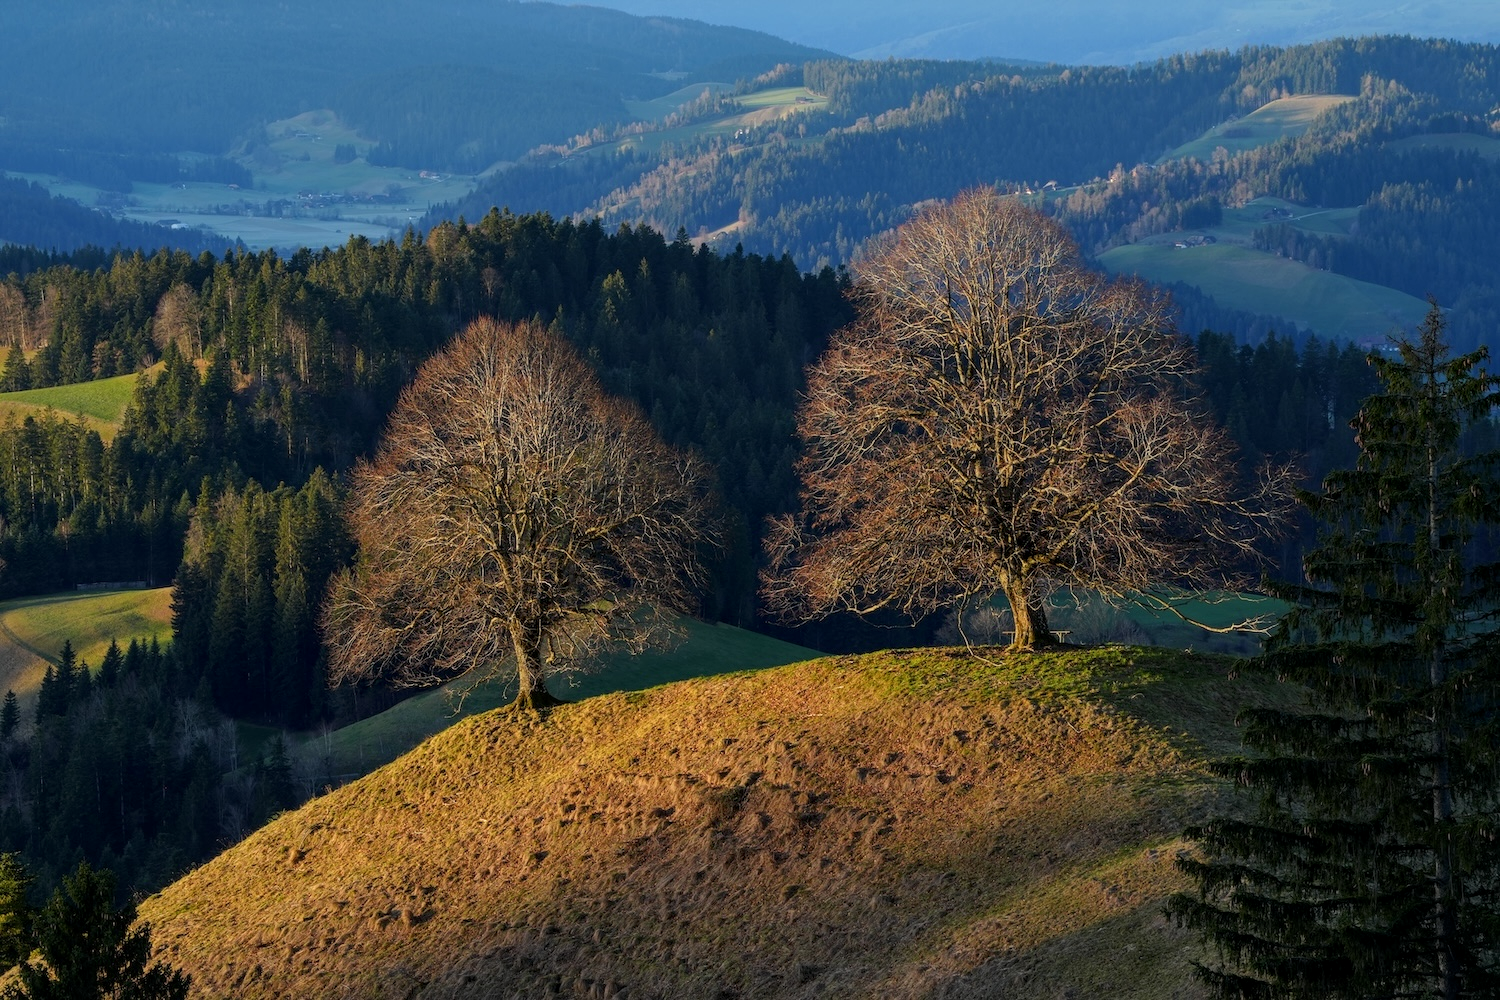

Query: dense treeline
[171,475,348,727]
[0,214,851,627]
[0,176,229,258]
[0,637,301,901]
[0,147,248,194]
[0,409,187,595]
[344,67,630,173]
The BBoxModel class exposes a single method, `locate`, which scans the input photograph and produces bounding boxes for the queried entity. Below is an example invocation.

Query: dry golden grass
[141,646,1280,999]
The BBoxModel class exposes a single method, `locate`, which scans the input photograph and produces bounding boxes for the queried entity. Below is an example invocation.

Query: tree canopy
[764,190,1289,649]
[1172,304,1500,997]
[323,317,719,709]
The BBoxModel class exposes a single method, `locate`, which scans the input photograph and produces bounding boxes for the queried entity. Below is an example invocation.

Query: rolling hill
[0,587,173,715]
[141,645,1292,998]
[0,367,146,443]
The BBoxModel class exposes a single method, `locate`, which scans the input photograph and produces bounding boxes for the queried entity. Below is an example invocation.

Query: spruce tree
[97,640,121,688]
[1170,304,1500,997]
[5,861,188,1000]
[33,667,59,724]
[0,692,17,742]
[0,853,30,969]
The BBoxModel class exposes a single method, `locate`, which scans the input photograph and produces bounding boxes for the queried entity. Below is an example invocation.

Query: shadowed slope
[142,647,1283,999]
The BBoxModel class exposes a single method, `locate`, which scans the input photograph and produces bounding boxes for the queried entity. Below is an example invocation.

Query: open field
[1101,240,1430,340]
[303,617,819,782]
[1164,94,1355,162]
[14,111,487,251]
[598,85,830,158]
[623,81,733,120]
[0,587,173,711]
[0,367,147,442]
[1210,195,1360,240]
[145,644,1297,998]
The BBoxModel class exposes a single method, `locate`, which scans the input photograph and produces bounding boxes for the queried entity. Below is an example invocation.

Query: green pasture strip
[624,82,732,120]
[1100,241,1430,341]
[0,369,141,423]
[302,618,820,781]
[1211,196,1360,240]
[1164,94,1355,162]
[0,588,173,714]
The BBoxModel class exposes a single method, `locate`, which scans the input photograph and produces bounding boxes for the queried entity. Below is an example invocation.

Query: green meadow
[1164,94,1355,162]
[0,587,173,712]
[0,368,146,442]
[1101,240,1430,340]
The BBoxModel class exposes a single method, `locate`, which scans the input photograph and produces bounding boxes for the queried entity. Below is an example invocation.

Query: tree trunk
[1004,581,1054,651]
[510,621,560,712]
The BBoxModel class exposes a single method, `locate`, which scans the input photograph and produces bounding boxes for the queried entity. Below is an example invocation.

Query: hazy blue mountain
[0,0,826,167]
[586,1,1500,64]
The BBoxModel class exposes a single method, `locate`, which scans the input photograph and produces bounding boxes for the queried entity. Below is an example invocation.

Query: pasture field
[0,587,173,710]
[1101,240,1430,340]
[1165,94,1355,162]
[302,617,820,782]
[1210,195,1361,240]
[600,85,830,158]
[623,81,733,121]
[0,367,148,442]
[14,110,483,251]
[146,644,1302,999]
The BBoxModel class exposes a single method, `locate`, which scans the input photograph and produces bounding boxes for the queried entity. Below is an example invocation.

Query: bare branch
[763,189,1294,651]
[322,317,719,709]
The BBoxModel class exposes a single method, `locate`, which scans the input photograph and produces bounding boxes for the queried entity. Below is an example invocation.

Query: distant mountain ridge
[431,36,1500,349]
[583,0,1500,64]
[0,1,827,173]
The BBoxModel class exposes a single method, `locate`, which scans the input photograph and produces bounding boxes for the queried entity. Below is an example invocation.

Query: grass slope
[0,587,172,709]
[1164,95,1354,162]
[1100,241,1430,341]
[600,86,829,159]
[144,645,1290,999]
[304,618,819,782]
[0,368,145,442]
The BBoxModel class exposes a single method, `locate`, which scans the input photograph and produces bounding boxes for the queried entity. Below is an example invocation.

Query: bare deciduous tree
[152,284,203,360]
[323,317,717,709]
[763,190,1290,650]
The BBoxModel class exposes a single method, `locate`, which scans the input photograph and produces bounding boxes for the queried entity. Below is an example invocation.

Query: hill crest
[139,646,1281,998]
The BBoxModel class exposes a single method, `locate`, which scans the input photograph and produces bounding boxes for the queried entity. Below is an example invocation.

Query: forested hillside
[435,37,1500,349]
[0,0,824,175]
[0,176,230,257]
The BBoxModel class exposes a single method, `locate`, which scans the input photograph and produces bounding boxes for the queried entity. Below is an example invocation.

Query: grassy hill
[0,587,172,713]
[1100,240,1430,341]
[142,645,1291,998]
[1163,95,1355,162]
[304,618,820,782]
[0,368,146,443]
